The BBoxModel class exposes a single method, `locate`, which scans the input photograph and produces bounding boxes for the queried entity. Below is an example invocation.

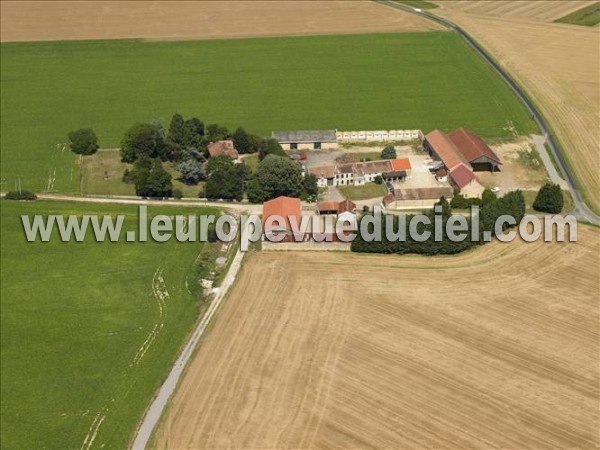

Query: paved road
[377,0,600,226]
[531,135,569,190]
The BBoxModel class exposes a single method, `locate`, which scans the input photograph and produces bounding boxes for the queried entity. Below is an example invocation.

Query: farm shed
[262,196,302,242]
[448,128,502,172]
[317,201,339,215]
[424,129,501,172]
[272,130,337,151]
[384,186,454,210]
[383,158,411,182]
[207,140,239,159]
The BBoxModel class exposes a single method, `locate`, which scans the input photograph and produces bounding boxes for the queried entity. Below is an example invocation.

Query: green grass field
[394,0,439,10]
[1,32,537,194]
[338,183,387,200]
[80,149,203,198]
[555,2,600,26]
[0,200,221,449]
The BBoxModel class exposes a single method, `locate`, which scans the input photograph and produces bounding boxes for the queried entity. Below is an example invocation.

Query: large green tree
[120,123,167,163]
[175,159,206,185]
[381,145,397,159]
[232,127,261,154]
[204,156,246,201]
[128,156,173,198]
[254,155,303,200]
[68,128,99,155]
[533,182,563,214]
[258,138,287,160]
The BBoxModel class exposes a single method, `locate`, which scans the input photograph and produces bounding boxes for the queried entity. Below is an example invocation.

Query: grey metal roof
[271,130,337,143]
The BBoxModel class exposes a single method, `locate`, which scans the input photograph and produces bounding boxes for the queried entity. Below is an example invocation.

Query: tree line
[351,190,526,255]
[67,113,316,201]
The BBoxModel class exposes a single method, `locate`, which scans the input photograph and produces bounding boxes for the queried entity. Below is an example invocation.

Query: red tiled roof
[449,164,477,189]
[317,201,338,212]
[208,140,239,159]
[435,168,448,177]
[337,199,357,214]
[425,130,466,170]
[262,196,301,233]
[383,193,395,205]
[390,158,412,171]
[448,128,501,164]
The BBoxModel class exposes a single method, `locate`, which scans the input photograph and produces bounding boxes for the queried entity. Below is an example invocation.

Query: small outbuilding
[449,164,485,199]
[317,201,339,215]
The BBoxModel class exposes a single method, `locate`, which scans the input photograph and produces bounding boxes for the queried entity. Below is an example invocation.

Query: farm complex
[1,1,598,450]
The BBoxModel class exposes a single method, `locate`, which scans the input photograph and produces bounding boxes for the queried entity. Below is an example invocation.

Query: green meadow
[0,200,220,449]
[1,32,536,194]
[555,2,600,26]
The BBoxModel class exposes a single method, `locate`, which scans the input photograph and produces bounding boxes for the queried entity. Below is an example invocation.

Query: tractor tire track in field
[79,266,170,449]
[132,267,169,366]
[80,410,106,450]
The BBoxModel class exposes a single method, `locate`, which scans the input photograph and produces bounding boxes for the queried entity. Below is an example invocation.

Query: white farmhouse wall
[336,129,423,142]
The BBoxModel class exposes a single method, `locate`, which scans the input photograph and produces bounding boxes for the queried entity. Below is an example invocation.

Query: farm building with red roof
[449,164,485,199]
[448,128,502,171]
[424,129,501,172]
[262,196,302,242]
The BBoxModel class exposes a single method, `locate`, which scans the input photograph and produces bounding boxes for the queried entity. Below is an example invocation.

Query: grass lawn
[1,32,536,194]
[348,151,385,162]
[338,183,387,201]
[81,150,202,198]
[240,153,259,173]
[555,2,600,26]
[0,200,221,449]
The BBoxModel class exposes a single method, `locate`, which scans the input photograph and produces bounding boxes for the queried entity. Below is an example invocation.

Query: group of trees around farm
[351,190,526,255]
[68,113,315,200]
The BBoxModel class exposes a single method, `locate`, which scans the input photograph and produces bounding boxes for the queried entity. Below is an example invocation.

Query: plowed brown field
[433,1,600,214]
[0,1,440,42]
[154,227,600,449]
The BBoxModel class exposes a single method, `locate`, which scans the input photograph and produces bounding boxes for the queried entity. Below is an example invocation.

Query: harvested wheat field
[154,227,600,449]
[435,1,597,22]
[433,2,600,214]
[0,1,440,42]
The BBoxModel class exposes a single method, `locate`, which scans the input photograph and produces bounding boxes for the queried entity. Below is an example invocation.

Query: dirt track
[0,1,440,42]
[433,1,600,214]
[154,228,599,449]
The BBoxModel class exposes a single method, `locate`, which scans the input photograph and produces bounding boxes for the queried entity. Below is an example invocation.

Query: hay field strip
[0,32,536,194]
[0,200,218,449]
[434,1,598,22]
[155,229,600,449]
[0,0,440,43]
